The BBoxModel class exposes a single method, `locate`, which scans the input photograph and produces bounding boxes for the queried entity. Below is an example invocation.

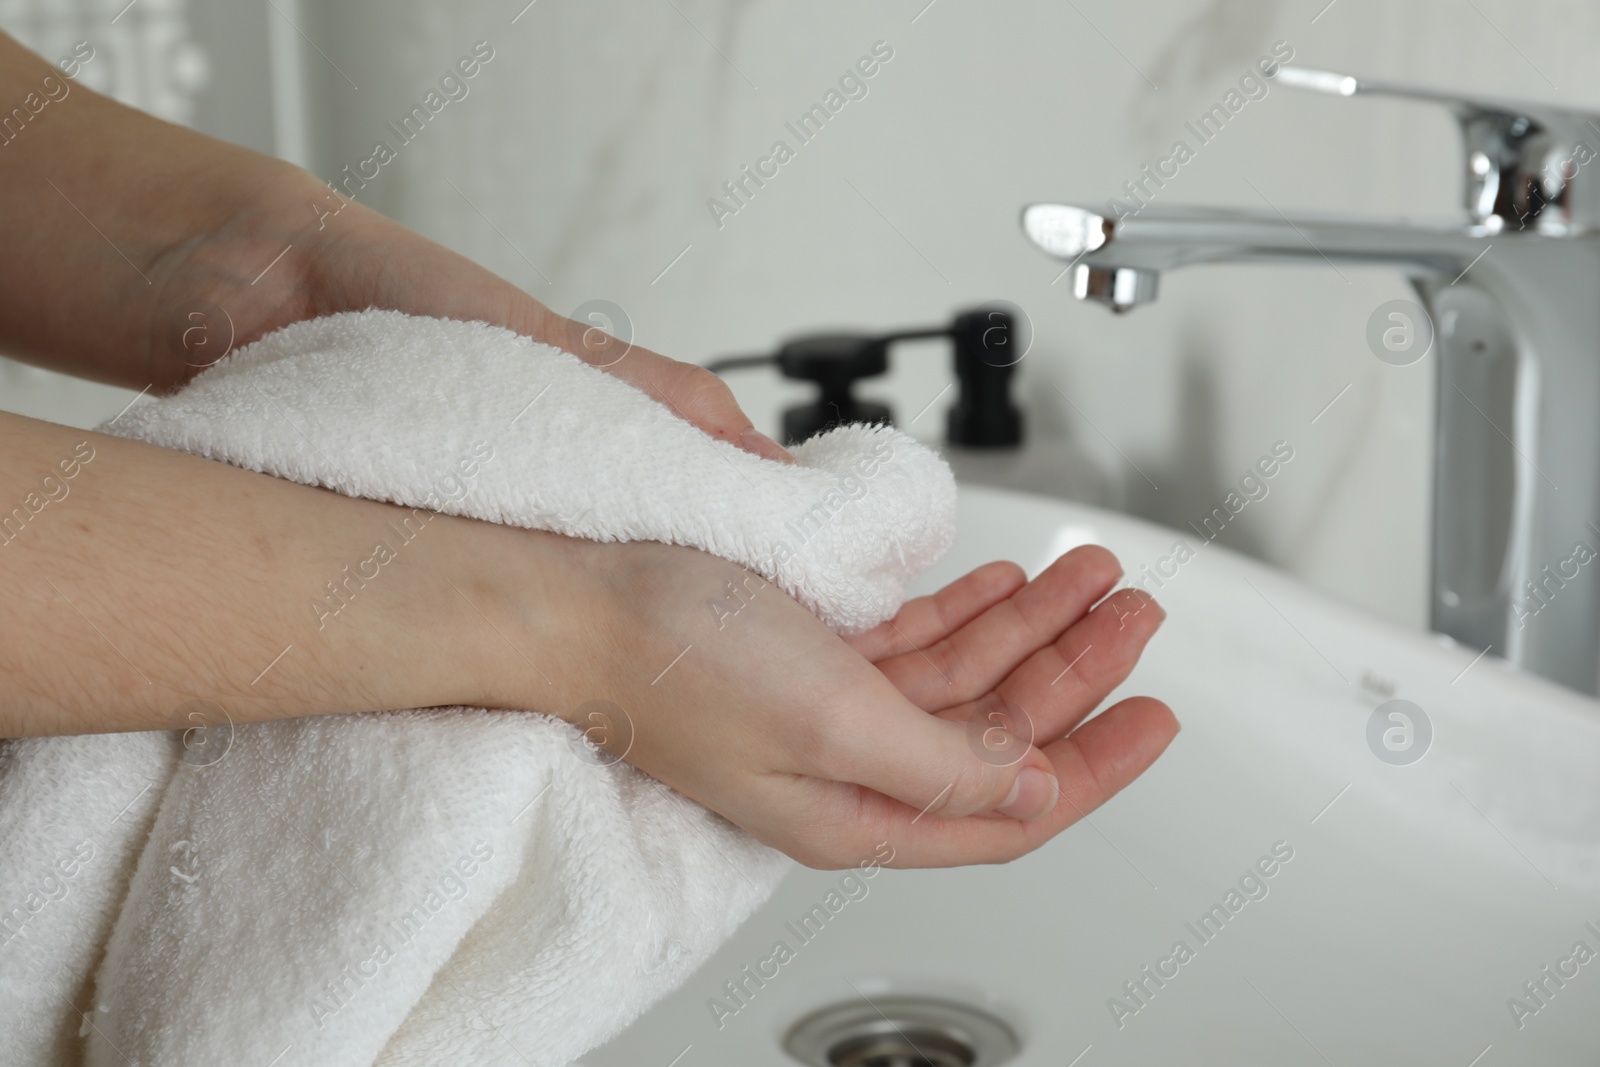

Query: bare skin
[0,34,1178,869]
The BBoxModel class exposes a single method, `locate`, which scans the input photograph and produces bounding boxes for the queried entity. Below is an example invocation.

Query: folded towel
[0,310,957,1067]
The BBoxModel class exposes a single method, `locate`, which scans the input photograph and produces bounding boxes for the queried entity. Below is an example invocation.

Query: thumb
[834,695,1061,821]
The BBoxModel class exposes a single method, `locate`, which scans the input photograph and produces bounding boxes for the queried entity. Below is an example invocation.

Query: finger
[544,310,793,463]
[843,561,1026,662]
[812,696,1178,869]
[1052,696,1180,823]
[873,545,1123,712]
[936,586,1166,746]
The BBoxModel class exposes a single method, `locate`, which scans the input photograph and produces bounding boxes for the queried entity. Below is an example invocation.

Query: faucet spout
[1022,203,1488,311]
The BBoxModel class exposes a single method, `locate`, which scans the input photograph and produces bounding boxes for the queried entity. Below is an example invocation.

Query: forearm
[0,411,577,737]
[0,32,307,389]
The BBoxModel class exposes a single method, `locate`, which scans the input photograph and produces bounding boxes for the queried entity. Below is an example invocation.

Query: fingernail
[741,428,794,463]
[998,767,1060,821]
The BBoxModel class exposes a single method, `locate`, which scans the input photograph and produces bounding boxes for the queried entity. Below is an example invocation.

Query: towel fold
[0,310,957,1066]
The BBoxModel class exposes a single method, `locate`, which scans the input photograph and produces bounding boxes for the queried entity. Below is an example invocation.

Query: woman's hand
[147,169,793,462]
[495,535,1178,869]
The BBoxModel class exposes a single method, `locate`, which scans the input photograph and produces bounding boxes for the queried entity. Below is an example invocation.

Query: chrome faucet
[1022,68,1600,695]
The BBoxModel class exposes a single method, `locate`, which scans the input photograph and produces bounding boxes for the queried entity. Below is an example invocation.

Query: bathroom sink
[583,486,1600,1067]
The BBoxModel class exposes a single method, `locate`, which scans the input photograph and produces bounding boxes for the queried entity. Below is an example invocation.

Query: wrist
[137,162,326,387]
[0,31,326,388]
[415,517,610,721]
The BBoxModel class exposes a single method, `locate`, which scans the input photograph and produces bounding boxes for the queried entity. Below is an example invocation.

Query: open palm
[567,536,1178,870]
[828,545,1177,866]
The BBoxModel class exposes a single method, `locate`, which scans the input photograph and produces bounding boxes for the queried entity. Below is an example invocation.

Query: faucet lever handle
[1279,66,1600,233]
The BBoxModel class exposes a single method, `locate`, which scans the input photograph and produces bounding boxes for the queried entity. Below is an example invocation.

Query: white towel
[0,310,957,1066]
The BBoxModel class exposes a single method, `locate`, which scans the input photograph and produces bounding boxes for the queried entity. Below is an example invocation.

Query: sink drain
[783,996,1019,1067]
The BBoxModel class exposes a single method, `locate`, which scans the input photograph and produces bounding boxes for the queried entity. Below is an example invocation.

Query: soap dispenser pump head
[775,333,893,445]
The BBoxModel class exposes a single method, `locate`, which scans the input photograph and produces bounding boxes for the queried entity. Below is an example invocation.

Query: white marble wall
[17,0,1600,631]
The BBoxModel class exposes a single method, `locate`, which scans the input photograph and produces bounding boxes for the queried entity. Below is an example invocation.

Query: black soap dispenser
[706,307,1112,505]
[764,312,1031,449]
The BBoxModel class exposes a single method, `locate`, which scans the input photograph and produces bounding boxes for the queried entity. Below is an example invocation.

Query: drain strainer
[783,996,1019,1067]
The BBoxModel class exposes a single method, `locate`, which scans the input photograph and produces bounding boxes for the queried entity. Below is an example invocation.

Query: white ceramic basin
[585,486,1600,1067]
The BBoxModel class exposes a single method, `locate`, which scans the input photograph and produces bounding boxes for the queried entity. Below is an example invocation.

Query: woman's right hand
[0,412,1174,871]
[485,533,1178,870]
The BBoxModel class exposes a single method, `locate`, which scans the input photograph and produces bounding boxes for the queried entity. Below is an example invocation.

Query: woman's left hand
[141,164,792,462]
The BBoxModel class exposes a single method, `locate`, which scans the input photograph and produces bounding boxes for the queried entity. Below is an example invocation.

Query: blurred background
[4,0,1597,634]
